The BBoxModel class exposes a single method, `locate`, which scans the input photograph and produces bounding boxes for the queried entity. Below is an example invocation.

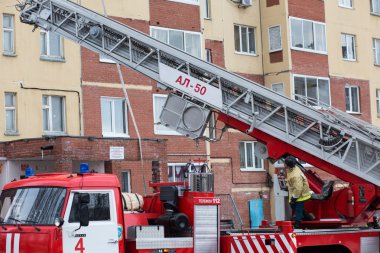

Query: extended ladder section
[18,0,380,187]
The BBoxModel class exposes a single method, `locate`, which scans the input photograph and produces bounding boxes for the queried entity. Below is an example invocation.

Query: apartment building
[261,0,380,124]
[258,0,380,219]
[1,0,380,226]
[0,0,170,201]
[0,0,82,188]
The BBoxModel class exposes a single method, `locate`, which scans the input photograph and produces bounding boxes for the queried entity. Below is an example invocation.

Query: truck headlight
[54,217,64,227]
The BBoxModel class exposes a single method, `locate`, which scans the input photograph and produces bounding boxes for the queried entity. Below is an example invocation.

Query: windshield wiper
[21,219,41,232]
[7,217,22,231]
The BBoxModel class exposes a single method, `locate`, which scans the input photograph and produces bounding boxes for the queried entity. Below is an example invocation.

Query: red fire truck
[0,0,379,252]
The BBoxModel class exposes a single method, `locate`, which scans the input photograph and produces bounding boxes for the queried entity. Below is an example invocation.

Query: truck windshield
[0,187,66,225]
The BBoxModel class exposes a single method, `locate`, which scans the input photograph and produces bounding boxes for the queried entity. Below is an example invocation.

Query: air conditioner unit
[240,0,252,7]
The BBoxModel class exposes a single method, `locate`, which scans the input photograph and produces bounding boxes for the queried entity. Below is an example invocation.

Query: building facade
[1,0,380,226]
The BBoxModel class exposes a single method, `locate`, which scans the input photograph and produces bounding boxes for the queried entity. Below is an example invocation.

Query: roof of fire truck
[2,173,120,190]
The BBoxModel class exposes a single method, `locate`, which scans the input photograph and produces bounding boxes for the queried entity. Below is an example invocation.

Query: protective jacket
[286,165,311,202]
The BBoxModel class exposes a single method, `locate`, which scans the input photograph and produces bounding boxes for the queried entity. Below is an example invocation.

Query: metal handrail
[217,193,244,230]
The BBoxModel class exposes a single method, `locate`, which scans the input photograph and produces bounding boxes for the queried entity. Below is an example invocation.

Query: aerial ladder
[17,0,380,227]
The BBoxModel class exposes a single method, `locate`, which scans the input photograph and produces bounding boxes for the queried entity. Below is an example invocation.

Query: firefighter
[284,156,312,229]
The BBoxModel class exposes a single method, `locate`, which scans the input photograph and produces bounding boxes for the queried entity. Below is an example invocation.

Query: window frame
[121,171,131,193]
[272,83,284,95]
[377,89,380,117]
[42,95,66,134]
[292,74,331,106]
[168,163,202,182]
[100,96,129,138]
[2,14,15,54]
[344,85,361,114]
[289,17,327,54]
[234,24,257,56]
[99,54,116,64]
[239,141,264,172]
[208,112,216,140]
[153,94,182,136]
[203,0,211,19]
[339,0,353,8]
[40,30,64,60]
[168,0,200,5]
[371,0,380,14]
[150,26,202,58]
[4,92,17,133]
[274,158,313,168]
[345,86,361,114]
[341,33,356,61]
[65,190,116,224]
[374,38,380,66]
[205,48,212,62]
[268,25,282,53]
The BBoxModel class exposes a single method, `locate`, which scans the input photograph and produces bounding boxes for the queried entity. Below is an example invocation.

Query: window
[205,48,212,62]
[40,30,63,59]
[208,113,216,140]
[168,163,202,182]
[203,0,211,19]
[99,54,115,64]
[374,38,380,65]
[5,92,16,133]
[151,27,201,58]
[345,86,360,113]
[377,89,380,116]
[274,158,311,168]
[0,188,66,225]
[339,0,352,8]
[293,75,330,106]
[272,83,284,95]
[42,95,65,133]
[69,192,111,223]
[239,141,264,171]
[290,17,327,53]
[371,0,380,14]
[234,24,256,55]
[341,33,356,61]
[101,97,128,137]
[169,0,200,4]
[269,25,282,52]
[121,171,131,193]
[2,14,14,54]
[153,94,181,135]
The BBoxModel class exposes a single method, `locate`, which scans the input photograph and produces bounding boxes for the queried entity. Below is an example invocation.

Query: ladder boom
[18,0,380,187]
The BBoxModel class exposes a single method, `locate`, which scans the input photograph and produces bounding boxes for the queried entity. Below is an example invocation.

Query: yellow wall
[202,0,263,75]
[265,73,292,97]
[260,0,291,82]
[325,1,380,126]
[77,0,150,20]
[0,0,81,140]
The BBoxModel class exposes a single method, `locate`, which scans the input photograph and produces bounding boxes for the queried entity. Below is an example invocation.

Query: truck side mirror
[79,193,90,205]
[78,193,90,227]
[79,204,89,227]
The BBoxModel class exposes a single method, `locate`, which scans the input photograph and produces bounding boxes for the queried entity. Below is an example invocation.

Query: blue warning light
[25,167,35,177]
[80,163,89,174]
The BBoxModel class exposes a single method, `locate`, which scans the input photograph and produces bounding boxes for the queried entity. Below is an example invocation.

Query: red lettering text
[75,238,85,253]
[175,76,183,85]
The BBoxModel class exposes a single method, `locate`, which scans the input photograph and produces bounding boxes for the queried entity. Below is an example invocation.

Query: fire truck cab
[0,169,221,253]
